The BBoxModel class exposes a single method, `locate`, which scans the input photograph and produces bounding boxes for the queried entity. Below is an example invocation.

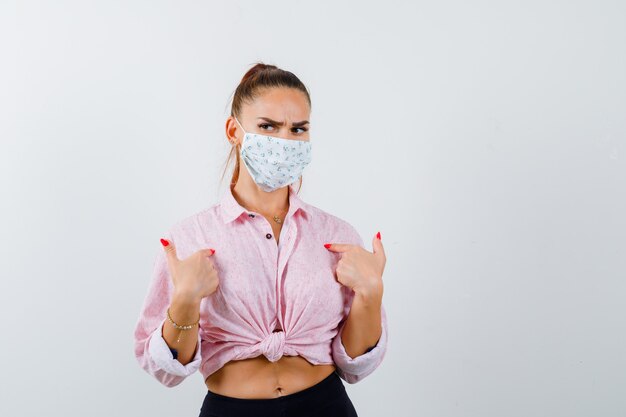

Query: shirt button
[266,233,272,239]
[248,213,255,218]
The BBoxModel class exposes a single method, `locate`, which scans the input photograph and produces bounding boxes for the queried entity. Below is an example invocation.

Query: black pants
[198,371,358,417]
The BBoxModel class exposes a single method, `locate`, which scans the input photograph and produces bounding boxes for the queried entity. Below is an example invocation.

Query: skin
[161,87,386,399]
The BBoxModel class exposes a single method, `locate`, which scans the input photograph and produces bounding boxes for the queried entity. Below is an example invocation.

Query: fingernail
[210,248,215,254]
[324,243,331,249]
[160,238,169,246]
[376,231,381,240]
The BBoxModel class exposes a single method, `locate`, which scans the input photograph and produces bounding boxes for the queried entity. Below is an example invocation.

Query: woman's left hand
[325,232,386,296]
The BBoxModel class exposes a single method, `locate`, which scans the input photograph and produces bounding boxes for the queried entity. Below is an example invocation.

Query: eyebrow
[257,117,310,127]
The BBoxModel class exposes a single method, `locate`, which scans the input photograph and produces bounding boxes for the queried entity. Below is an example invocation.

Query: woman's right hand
[160,238,219,303]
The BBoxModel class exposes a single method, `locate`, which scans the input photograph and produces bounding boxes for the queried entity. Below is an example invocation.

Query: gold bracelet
[167,307,200,343]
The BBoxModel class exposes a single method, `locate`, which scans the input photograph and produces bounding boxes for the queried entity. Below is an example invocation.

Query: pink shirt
[133,184,388,387]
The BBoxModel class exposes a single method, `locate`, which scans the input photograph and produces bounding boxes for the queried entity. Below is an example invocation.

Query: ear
[226,116,241,146]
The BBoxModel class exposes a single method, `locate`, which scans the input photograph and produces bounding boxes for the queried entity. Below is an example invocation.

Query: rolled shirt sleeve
[148,317,202,377]
[331,300,389,384]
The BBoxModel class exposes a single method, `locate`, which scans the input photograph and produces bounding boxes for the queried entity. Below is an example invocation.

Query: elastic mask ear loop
[234,116,246,148]
[235,117,247,134]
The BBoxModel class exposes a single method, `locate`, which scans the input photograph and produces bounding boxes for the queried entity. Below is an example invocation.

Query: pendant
[273,215,282,224]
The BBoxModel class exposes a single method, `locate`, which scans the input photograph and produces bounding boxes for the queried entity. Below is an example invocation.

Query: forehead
[244,87,310,120]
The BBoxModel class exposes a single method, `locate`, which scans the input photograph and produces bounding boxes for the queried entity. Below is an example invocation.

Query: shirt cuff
[331,304,388,384]
[148,318,202,377]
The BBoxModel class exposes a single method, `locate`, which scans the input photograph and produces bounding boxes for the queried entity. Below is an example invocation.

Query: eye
[258,123,309,134]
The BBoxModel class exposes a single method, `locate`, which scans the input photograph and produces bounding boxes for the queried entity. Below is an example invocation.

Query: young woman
[134,63,389,417]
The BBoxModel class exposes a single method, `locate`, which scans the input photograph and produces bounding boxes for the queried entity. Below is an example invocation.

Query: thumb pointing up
[160,238,215,265]
[160,238,180,265]
[371,231,386,270]
[159,237,218,300]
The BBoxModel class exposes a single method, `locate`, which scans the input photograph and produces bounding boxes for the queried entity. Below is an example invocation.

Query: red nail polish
[376,231,381,240]
[160,238,169,246]
[210,249,215,254]
[324,243,331,249]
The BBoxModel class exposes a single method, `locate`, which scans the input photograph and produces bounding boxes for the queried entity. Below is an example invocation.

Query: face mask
[234,116,312,192]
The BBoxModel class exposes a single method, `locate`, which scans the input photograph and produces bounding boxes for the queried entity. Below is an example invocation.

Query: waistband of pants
[203,370,345,409]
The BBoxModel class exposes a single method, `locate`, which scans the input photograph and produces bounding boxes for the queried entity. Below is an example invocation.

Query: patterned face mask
[234,116,312,192]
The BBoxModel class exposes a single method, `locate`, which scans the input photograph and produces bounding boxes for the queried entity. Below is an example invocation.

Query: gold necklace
[247,205,289,224]
[233,187,290,224]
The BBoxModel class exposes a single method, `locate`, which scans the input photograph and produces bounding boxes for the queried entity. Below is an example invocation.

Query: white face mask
[234,116,312,192]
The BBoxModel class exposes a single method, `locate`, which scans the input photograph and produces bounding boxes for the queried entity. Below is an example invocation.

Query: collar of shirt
[219,184,313,224]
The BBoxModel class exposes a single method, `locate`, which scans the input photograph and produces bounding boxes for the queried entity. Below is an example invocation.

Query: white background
[1,1,625,416]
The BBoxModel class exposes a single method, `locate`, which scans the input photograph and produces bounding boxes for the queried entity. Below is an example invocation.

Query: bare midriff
[205,355,337,399]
